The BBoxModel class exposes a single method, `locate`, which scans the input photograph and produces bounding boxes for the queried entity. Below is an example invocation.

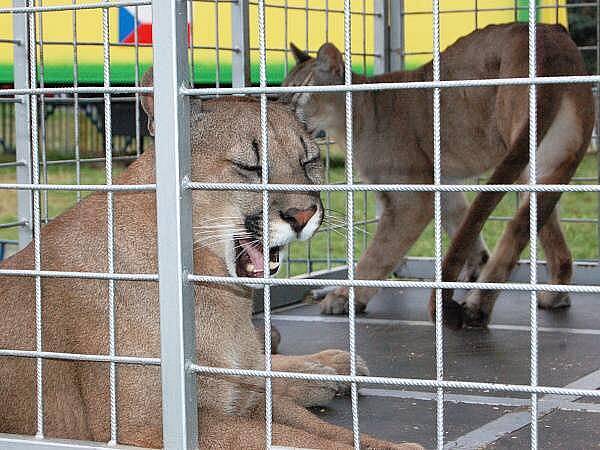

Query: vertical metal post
[231,0,251,88]
[152,1,198,449]
[373,0,390,74]
[596,0,600,266]
[374,1,391,221]
[389,0,404,71]
[13,0,33,249]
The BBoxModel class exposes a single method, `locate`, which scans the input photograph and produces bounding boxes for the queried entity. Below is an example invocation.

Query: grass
[1,154,598,276]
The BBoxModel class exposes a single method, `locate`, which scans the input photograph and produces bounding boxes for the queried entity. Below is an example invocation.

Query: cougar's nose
[280,205,318,234]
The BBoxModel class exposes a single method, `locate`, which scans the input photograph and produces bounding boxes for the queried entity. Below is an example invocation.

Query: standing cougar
[281,23,594,329]
[0,68,420,449]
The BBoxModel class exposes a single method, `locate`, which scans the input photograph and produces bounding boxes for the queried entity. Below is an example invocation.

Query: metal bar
[0,434,152,450]
[389,0,404,71]
[395,257,600,285]
[0,86,152,96]
[25,0,44,437]
[0,220,27,230]
[0,183,155,191]
[189,363,600,397]
[184,182,600,193]
[37,0,48,224]
[151,0,199,448]
[100,3,118,443]
[231,0,250,88]
[13,0,33,250]
[342,1,360,447]
[189,0,196,83]
[527,1,539,447]
[432,0,444,447]
[72,0,81,201]
[373,0,389,73]
[0,0,151,14]
[596,0,600,265]
[181,73,600,96]
[133,4,142,157]
[0,268,158,281]
[214,0,220,88]
[187,274,600,294]
[257,0,273,447]
[0,349,160,365]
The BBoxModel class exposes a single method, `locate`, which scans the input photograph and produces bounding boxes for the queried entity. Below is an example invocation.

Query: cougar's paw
[275,360,340,407]
[461,303,489,328]
[309,349,369,396]
[320,291,349,315]
[320,291,367,315]
[538,292,571,310]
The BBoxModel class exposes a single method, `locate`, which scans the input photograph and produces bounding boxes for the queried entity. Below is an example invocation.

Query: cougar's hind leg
[538,208,572,309]
[429,126,531,329]
[463,96,588,326]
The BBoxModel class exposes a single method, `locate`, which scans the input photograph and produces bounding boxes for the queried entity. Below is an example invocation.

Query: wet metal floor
[266,288,600,449]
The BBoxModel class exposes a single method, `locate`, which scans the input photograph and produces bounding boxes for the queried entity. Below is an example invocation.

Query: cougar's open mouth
[235,238,281,278]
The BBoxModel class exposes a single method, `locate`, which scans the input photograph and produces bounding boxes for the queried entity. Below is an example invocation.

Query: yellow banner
[0,0,566,84]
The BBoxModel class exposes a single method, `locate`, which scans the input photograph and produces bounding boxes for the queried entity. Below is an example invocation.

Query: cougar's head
[280,42,346,138]
[142,68,323,281]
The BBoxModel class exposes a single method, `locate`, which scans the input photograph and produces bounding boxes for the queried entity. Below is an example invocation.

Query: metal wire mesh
[0,1,599,450]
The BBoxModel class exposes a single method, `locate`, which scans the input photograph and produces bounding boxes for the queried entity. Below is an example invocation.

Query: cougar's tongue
[240,239,265,275]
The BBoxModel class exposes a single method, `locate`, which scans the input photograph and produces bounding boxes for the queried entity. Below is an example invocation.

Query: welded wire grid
[0,0,151,261]
[0,0,157,448]
[0,1,599,450]
[1,1,596,263]
[184,2,600,450]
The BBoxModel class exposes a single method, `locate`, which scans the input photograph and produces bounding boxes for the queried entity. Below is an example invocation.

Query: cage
[0,0,600,449]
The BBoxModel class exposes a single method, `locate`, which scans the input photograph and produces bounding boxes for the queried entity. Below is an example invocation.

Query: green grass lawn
[1,154,598,276]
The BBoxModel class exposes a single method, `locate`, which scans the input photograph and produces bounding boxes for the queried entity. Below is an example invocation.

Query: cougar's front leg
[321,191,434,315]
[271,350,369,407]
[442,189,490,282]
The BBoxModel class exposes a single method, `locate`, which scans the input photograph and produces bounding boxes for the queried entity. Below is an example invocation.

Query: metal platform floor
[263,287,600,449]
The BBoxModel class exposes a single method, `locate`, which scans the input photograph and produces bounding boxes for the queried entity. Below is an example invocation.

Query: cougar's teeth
[269,261,280,271]
[246,263,255,273]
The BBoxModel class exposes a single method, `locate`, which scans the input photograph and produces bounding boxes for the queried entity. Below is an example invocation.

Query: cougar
[281,23,594,329]
[0,68,421,449]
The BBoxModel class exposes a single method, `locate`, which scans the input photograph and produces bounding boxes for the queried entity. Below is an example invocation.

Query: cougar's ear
[290,42,311,64]
[141,67,155,136]
[315,43,344,77]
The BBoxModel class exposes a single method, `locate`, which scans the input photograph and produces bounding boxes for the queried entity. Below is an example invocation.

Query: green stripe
[517,0,540,22]
[0,62,373,85]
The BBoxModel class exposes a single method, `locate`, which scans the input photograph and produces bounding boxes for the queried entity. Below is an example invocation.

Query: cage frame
[1,1,600,450]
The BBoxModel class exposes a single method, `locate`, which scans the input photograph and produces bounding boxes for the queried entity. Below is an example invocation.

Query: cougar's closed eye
[229,139,263,178]
[231,160,262,178]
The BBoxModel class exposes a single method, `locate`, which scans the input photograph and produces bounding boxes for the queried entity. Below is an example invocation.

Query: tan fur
[0,69,421,449]
[281,23,594,328]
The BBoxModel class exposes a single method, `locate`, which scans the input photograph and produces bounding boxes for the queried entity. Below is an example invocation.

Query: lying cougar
[0,68,420,449]
[281,23,594,329]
